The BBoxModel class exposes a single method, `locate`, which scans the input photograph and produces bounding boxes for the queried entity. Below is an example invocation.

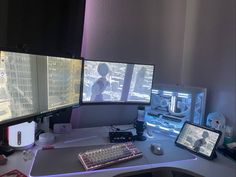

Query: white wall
[72,0,236,136]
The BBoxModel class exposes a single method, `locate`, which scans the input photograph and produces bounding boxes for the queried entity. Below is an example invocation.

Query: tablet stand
[212,151,217,159]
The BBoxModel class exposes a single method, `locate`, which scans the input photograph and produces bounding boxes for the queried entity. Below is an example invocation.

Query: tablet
[175,122,222,160]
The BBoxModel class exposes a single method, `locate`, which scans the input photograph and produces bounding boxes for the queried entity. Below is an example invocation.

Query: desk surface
[0,125,235,177]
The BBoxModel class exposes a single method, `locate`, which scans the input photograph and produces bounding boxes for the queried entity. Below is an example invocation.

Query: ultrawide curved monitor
[0,50,82,126]
[82,60,154,104]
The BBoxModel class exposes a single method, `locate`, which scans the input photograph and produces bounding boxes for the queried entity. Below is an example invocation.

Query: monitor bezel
[0,113,37,128]
[80,58,155,105]
[175,121,222,160]
[0,49,83,127]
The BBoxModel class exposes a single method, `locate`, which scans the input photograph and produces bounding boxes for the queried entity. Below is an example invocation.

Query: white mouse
[150,143,164,155]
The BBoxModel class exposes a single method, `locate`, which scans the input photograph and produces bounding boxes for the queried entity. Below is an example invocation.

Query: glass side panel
[145,85,206,137]
[145,89,192,137]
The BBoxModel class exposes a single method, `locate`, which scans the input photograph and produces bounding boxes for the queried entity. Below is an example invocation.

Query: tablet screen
[175,122,221,158]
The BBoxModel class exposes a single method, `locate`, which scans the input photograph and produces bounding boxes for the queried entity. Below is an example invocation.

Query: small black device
[109,131,134,143]
[175,122,222,160]
[217,143,236,161]
[0,145,15,156]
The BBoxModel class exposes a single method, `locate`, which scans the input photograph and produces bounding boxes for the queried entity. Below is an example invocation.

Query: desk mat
[30,140,195,176]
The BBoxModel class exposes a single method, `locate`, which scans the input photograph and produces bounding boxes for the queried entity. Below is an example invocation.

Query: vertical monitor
[82,60,154,104]
[0,50,82,126]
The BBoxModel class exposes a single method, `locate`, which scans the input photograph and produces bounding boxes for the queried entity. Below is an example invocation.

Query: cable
[110,125,120,132]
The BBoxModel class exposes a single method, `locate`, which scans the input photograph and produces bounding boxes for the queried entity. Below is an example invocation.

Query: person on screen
[90,63,110,101]
[193,131,209,152]
[134,67,146,93]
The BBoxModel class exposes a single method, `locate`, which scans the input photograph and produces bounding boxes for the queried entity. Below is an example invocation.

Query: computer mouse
[150,143,164,155]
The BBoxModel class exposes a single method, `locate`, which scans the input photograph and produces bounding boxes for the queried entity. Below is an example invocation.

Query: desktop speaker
[8,122,35,150]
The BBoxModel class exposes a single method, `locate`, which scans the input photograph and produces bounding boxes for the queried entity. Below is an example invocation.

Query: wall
[82,0,186,84]
[72,0,187,128]
[182,0,236,136]
[72,0,236,137]
[0,0,8,47]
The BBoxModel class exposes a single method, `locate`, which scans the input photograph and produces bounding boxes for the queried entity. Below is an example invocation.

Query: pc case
[145,84,207,137]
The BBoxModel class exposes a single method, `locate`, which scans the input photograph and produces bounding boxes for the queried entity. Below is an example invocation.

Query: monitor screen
[175,122,221,158]
[37,55,82,112]
[0,50,82,126]
[82,60,154,104]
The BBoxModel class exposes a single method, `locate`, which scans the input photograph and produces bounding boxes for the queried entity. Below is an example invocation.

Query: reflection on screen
[0,51,38,122]
[82,60,154,103]
[176,123,220,157]
[0,51,82,124]
[47,56,81,109]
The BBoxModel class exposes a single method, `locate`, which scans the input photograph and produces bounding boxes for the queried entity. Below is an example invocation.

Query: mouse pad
[30,140,195,176]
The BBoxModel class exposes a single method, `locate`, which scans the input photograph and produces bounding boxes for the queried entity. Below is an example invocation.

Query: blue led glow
[177,93,190,98]
[159,126,171,131]
[163,91,173,96]
[152,89,159,94]
[146,122,157,127]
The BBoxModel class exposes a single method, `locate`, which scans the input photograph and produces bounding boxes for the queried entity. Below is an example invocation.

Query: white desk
[0,125,235,177]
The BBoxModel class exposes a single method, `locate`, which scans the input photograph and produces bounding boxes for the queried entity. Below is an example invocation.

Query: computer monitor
[82,60,154,104]
[0,50,82,127]
[37,55,82,113]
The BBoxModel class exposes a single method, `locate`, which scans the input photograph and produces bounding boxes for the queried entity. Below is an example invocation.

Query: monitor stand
[37,132,55,145]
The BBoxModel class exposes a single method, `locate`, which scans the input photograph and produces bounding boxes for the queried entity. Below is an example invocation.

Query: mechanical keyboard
[78,142,142,170]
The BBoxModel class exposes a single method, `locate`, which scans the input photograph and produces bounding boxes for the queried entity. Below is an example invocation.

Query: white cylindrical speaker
[8,121,35,150]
